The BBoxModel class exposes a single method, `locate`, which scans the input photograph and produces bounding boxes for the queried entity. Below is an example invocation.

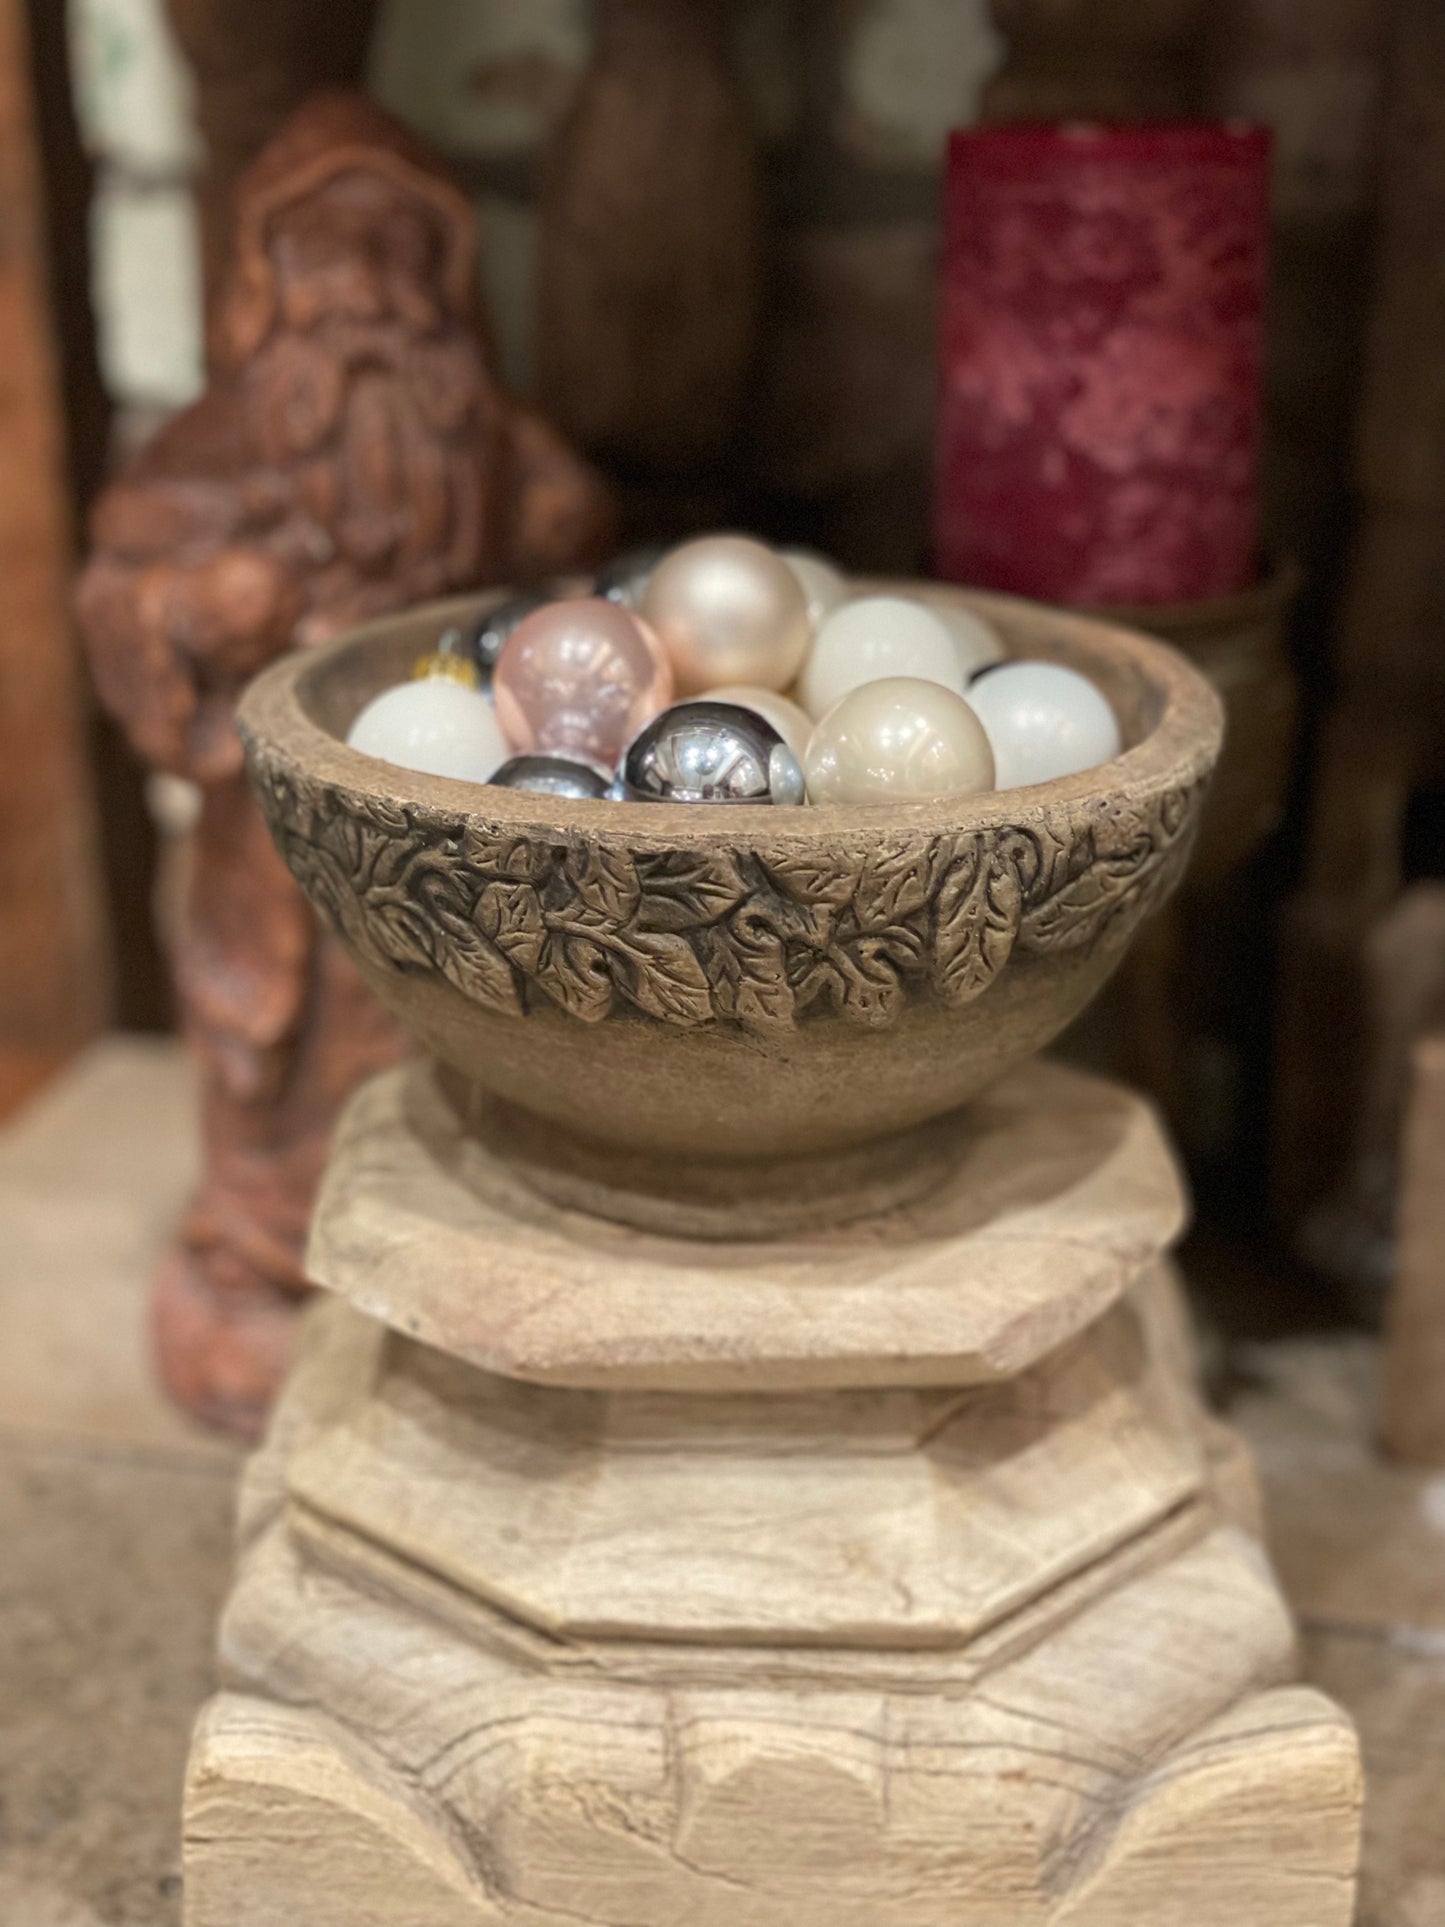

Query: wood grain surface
[0,0,110,1078]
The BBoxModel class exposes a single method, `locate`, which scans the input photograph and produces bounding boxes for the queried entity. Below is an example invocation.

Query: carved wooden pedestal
[181,1059,1362,1927]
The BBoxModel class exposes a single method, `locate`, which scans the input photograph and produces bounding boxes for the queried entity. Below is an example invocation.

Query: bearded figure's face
[268,173,454,344]
[247,167,498,470]
[241,166,503,611]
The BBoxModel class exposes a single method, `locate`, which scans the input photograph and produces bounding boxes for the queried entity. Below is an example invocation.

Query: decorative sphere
[444,593,546,683]
[490,754,613,800]
[966,660,1122,790]
[768,742,808,806]
[410,648,481,690]
[640,535,812,695]
[595,543,668,609]
[623,701,797,804]
[798,595,965,719]
[346,677,508,784]
[932,601,1006,678]
[803,677,995,806]
[781,548,848,630]
[702,683,814,758]
[492,596,673,768]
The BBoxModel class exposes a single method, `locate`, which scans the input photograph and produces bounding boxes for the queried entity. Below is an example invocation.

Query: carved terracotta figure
[77,91,615,1434]
[163,0,381,312]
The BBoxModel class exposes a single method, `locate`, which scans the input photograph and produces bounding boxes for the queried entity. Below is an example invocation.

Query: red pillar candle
[933,123,1271,606]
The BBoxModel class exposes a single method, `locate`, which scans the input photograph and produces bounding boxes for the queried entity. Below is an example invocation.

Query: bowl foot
[437,1064,966,1238]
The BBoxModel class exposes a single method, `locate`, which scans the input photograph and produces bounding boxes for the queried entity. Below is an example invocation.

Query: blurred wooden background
[1,0,1436,1284]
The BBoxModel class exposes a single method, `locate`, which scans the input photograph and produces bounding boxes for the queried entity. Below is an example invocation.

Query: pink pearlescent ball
[493,597,674,769]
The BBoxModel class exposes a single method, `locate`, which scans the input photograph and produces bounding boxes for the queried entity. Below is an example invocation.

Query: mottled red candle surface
[933,123,1270,606]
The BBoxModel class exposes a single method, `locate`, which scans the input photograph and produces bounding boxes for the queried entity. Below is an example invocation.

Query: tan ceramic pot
[239,583,1221,1232]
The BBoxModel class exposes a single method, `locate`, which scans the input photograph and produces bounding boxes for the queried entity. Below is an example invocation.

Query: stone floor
[0,1043,239,1927]
[0,1040,1441,1926]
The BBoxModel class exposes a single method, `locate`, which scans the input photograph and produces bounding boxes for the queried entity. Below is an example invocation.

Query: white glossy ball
[798,595,965,719]
[933,600,1006,678]
[782,549,849,630]
[966,661,1122,790]
[803,677,995,806]
[346,678,508,784]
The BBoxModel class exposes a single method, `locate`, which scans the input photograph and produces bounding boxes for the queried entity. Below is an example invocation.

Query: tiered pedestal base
[181,1061,1362,1927]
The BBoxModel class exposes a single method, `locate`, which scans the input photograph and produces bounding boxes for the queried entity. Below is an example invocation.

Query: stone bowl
[238,581,1221,1233]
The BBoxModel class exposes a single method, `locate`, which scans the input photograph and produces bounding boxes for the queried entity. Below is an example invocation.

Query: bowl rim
[237,581,1224,847]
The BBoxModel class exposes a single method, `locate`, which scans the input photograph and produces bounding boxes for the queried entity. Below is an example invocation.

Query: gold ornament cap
[412,649,481,690]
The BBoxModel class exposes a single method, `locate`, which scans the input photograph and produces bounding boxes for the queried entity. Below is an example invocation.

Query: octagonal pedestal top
[307,1056,1187,1392]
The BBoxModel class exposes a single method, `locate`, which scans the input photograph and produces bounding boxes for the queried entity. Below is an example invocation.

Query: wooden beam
[0,0,110,1094]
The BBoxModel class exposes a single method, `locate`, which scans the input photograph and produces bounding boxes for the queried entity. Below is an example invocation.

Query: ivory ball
[641,535,812,695]
[966,661,1122,790]
[782,549,848,630]
[798,595,965,719]
[803,677,995,806]
[703,684,815,758]
[347,677,508,784]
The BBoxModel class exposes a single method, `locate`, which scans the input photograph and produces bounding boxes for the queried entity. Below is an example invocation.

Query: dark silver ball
[622,701,803,804]
[490,754,613,800]
[594,543,668,609]
[440,593,547,683]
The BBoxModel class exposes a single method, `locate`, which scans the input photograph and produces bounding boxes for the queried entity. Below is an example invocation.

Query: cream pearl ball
[703,684,815,759]
[932,600,1006,678]
[966,661,1122,790]
[803,677,995,806]
[782,549,848,630]
[798,595,965,720]
[641,535,812,696]
[346,678,508,783]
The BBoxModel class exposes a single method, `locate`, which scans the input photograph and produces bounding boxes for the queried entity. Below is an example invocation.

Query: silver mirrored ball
[490,753,613,800]
[623,701,794,804]
[594,543,668,610]
[443,593,548,685]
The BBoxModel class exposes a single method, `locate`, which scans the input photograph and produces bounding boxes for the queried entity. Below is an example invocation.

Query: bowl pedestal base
[179,1060,1362,1926]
